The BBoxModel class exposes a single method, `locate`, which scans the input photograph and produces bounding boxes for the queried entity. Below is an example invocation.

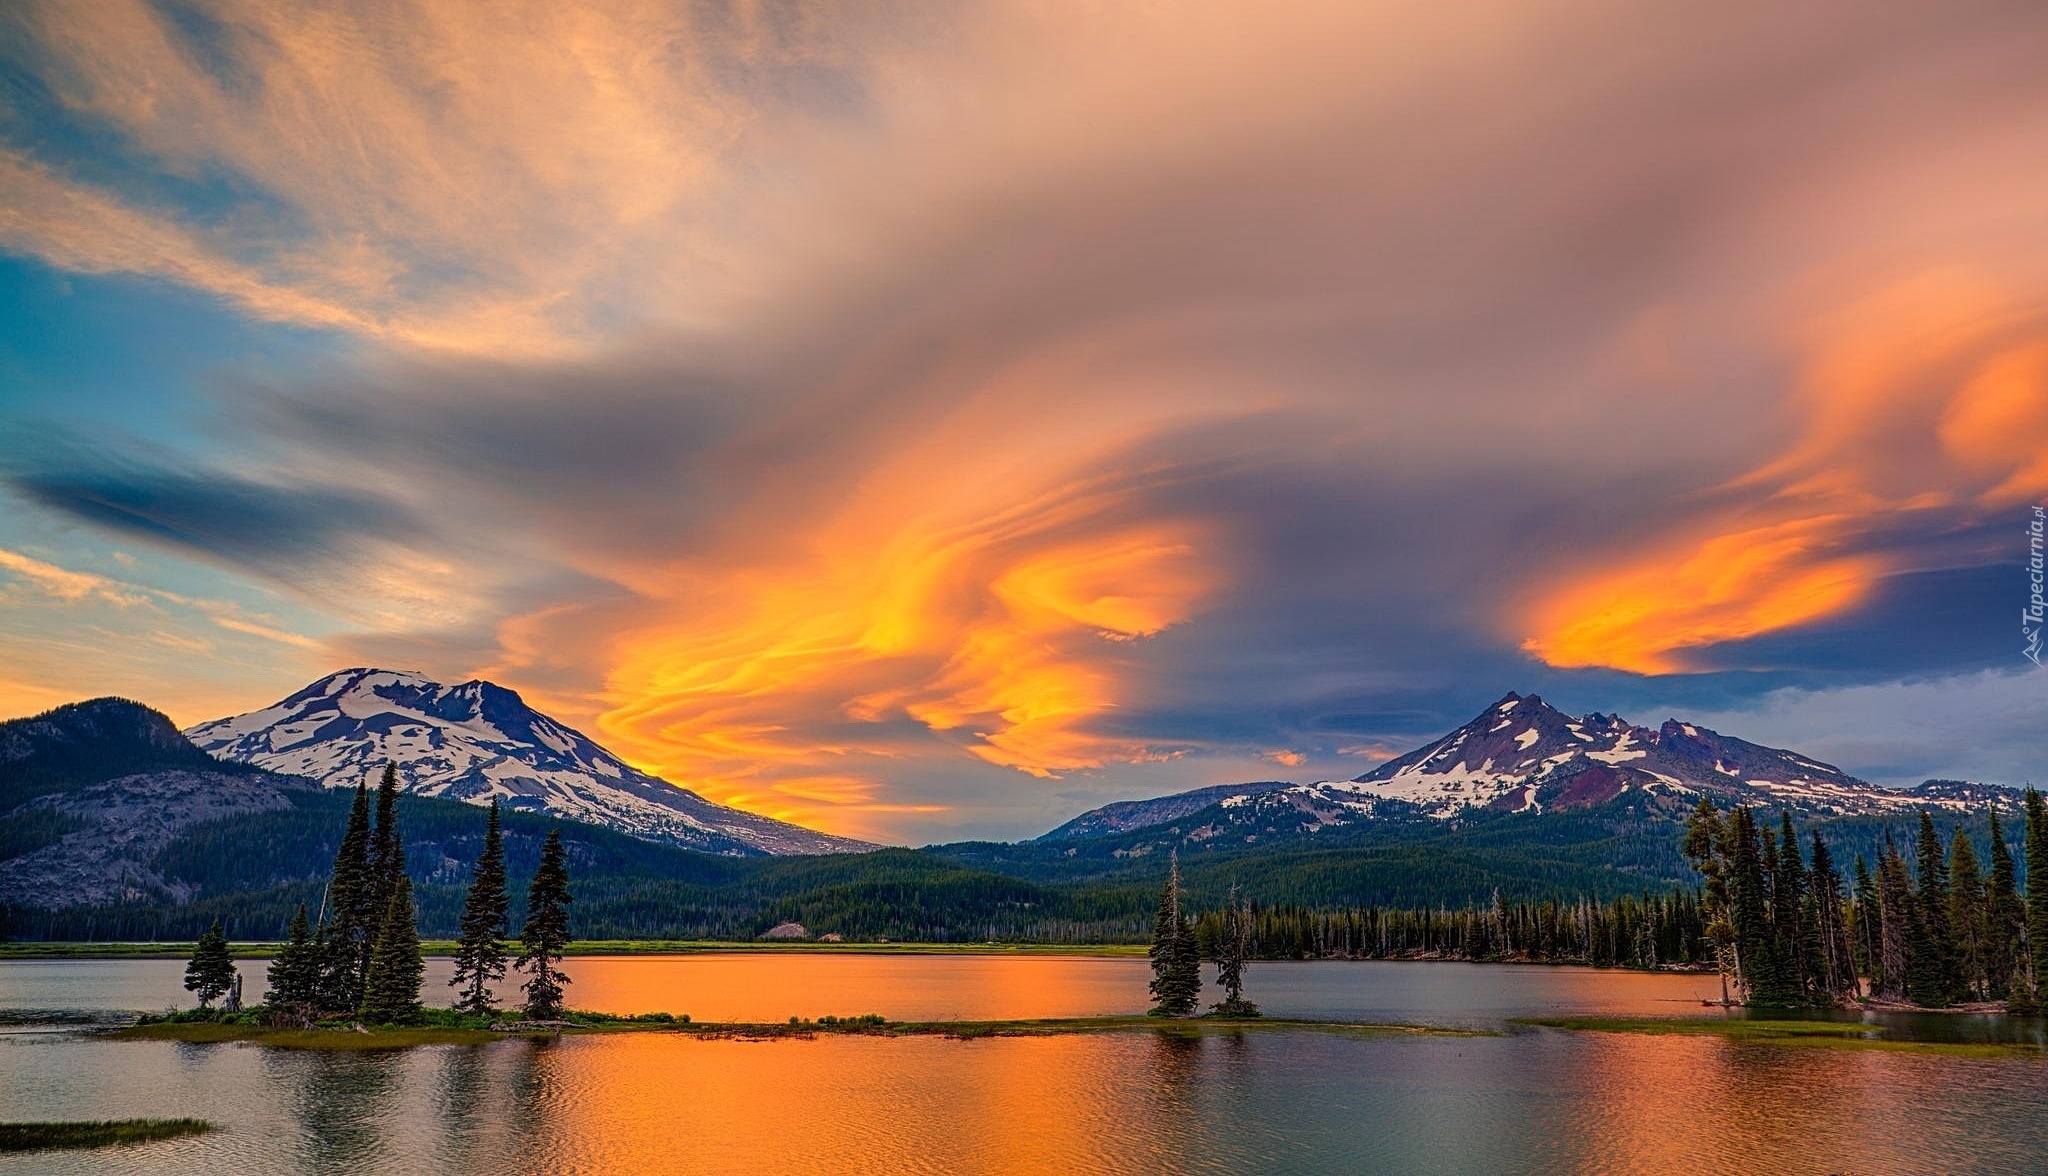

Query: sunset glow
[3,0,2045,841]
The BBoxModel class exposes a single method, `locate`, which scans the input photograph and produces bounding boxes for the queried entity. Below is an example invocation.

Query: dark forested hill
[2,784,1132,943]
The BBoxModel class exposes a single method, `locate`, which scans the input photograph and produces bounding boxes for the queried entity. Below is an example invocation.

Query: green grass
[0,940,1149,960]
[0,1119,215,1152]
[105,1011,1486,1049]
[1514,1016,2048,1058]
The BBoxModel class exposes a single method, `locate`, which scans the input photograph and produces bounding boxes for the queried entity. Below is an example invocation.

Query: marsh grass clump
[0,1119,215,1152]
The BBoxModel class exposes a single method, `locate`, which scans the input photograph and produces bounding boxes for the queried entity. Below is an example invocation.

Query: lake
[4,955,2046,1174]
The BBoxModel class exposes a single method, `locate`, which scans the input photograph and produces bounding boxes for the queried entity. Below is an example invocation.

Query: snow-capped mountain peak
[1297,694,1923,819]
[1034,692,2018,844]
[186,668,874,856]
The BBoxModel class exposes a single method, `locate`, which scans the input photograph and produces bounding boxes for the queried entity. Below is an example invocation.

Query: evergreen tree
[517,829,574,1018]
[316,782,375,1012]
[1984,806,2024,1001]
[2026,789,2048,1000]
[1728,808,1799,1006]
[1148,852,1201,1017]
[265,903,321,1012]
[184,920,237,1008]
[1210,884,1259,1018]
[450,799,511,1014]
[1907,810,1957,1007]
[1771,811,1814,1000]
[367,762,405,922]
[1804,831,1854,1002]
[1682,799,1738,1004]
[1850,854,1879,993]
[1875,836,1914,1002]
[359,876,424,1024]
[1946,828,1988,1002]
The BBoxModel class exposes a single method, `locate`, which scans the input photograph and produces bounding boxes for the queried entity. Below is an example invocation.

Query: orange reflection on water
[1545,1025,2031,1174]
[564,955,1150,1023]
[508,1033,1205,1175]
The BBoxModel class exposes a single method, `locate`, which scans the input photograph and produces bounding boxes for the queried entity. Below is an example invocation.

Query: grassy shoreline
[105,1013,1489,1050]
[1514,1016,2048,1059]
[0,940,1150,961]
[0,1119,215,1152]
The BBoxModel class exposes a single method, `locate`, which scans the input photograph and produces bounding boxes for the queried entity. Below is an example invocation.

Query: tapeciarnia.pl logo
[2027,505,2045,667]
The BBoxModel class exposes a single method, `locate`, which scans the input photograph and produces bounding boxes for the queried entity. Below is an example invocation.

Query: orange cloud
[1524,270,2048,673]
[593,480,1218,826]
[1522,518,1883,674]
[1940,343,2048,506]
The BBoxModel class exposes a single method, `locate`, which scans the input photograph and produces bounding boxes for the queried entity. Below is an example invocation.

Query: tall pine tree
[2022,788,2048,1012]
[367,762,405,921]
[1906,810,1957,1007]
[1850,854,1879,993]
[360,875,424,1024]
[1804,831,1854,1002]
[317,782,374,1013]
[1875,835,1914,1002]
[450,799,511,1014]
[517,829,574,1019]
[1728,807,1799,1007]
[1148,852,1201,1017]
[1771,811,1815,1001]
[1984,806,2024,1002]
[1947,828,1988,1002]
[1682,799,1738,1005]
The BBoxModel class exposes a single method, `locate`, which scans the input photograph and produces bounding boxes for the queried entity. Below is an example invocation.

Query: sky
[1,0,2044,845]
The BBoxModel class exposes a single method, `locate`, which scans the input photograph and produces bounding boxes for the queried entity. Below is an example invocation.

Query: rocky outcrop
[0,769,311,909]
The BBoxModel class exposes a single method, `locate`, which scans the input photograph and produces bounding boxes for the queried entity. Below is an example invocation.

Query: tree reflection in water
[268,1048,404,1176]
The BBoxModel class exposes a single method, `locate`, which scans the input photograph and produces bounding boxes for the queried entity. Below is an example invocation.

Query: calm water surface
[3,955,2044,1174]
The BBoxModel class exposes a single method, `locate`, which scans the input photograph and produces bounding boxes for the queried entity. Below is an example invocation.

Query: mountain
[0,696,255,812]
[0,699,317,910]
[1035,782,1291,841]
[185,669,873,857]
[1306,691,1908,819]
[1040,692,2012,842]
[0,697,1056,941]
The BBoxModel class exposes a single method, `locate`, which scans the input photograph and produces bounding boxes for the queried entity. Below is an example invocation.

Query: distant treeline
[1192,891,1710,968]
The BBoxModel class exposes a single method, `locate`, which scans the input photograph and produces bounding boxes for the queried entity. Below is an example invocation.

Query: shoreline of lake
[100,1012,1491,1050]
[0,940,1150,960]
[0,941,1721,973]
[80,1008,2048,1059]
